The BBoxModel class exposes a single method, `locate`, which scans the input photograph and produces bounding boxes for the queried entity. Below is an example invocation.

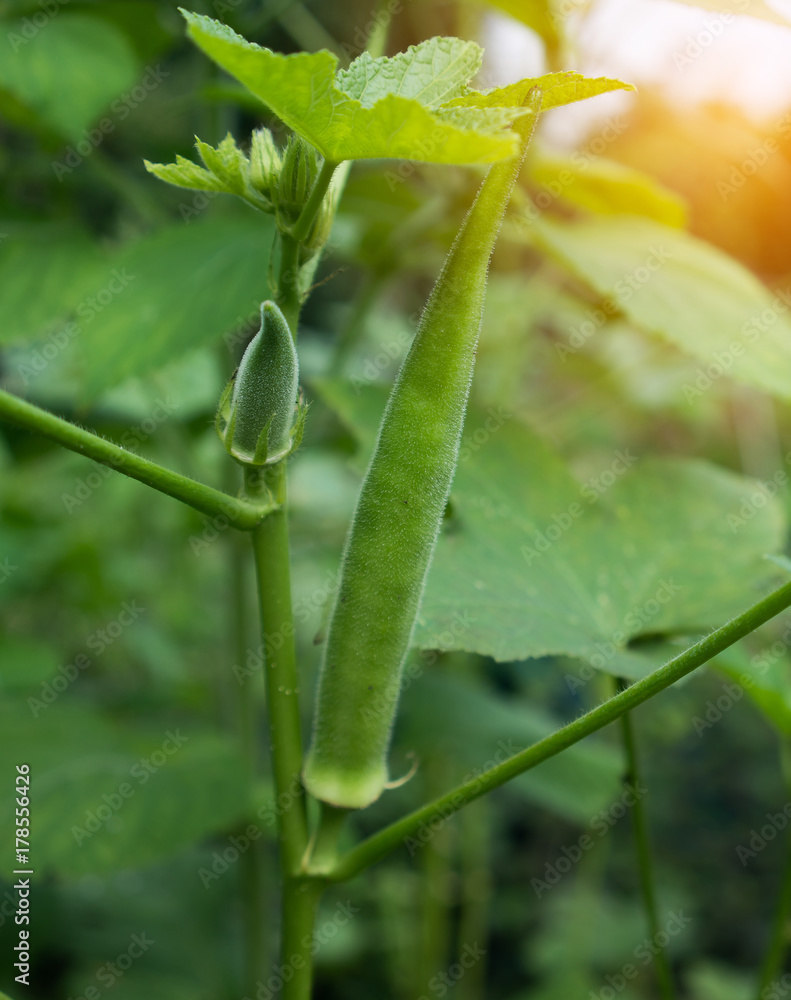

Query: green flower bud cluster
[216,301,305,467]
[146,130,336,252]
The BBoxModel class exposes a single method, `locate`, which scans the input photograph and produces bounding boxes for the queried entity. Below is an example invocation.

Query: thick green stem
[318,579,791,882]
[617,684,676,1000]
[279,879,322,1000]
[246,461,320,999]
[0,388,272,528]
[756,738,791,998]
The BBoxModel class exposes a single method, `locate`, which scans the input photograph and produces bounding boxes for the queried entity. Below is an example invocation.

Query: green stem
[0,388,272,528]
[756,737,791,998]
[245,463,307,877]
[288,159,339,247]
[246,461,319,999]
[617,683,676,1000]
[280,878,322,1000]
[366,0,393,59]
[275,234,303,336]
[318,580,791,882]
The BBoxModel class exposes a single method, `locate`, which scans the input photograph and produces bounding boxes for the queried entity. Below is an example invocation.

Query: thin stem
[289,159,338,247]
[246,463,308,877]
[617,683,676,1000]
[366,0,393,59]
[275,234,303,335]
[0,388,272,529]
[318,580,791,882]
[756,738,791,998]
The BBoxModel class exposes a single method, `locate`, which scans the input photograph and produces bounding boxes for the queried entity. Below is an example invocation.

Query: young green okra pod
[304,91,542,810]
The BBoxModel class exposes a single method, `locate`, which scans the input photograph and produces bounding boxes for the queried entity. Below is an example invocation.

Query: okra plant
[4,3,791,999]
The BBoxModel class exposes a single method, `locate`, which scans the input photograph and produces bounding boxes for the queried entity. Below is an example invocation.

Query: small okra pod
[303,90,542,810]
[217,300,300,466]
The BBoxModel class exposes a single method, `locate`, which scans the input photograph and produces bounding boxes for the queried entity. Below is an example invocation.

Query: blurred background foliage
[2,0,791,997]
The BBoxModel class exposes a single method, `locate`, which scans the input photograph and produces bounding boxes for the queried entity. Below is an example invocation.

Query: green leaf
[0,702,250,877]
[144,155,226,194]
[715,642,791,737]
[180,12,523,164]
[74,216,275,395]
[526,216,791,399]
[146,134,271,209]
[667,0,791,24]
[401,672,623,822]
[529,154,687,227]
[417,413,785,673]
[316,384,785,678]
[336,37,482,107]
[0,14,139,140]
[0,225,106,345]
[443,72,635,113]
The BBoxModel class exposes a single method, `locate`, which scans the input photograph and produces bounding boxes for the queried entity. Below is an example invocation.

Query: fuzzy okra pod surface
[304,90,542,810]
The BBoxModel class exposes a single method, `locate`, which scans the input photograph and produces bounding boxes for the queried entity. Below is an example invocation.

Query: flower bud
[249,128,282,202]
[217,301,299,465]
[276,135,320,227]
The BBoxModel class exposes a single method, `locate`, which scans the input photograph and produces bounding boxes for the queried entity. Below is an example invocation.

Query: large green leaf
[667,0,791,24]
[72,216,275,394]
[0,225,106,345]
[0,14,139,140]
[528,155,687,227]
[335,37,481,107]
[401,672,623,822]
[0,702,250,877]
[316,385,785,678]
[182,14,520,164]
[417,412,784,673]
[525,216,791,399]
